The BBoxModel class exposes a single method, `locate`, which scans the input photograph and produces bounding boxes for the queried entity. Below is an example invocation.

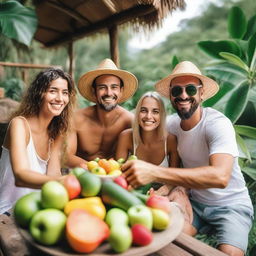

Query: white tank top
[133,139,169,167]
[0,117,49,214]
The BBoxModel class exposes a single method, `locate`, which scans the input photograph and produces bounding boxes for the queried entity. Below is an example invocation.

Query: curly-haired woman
[0,68,76,214]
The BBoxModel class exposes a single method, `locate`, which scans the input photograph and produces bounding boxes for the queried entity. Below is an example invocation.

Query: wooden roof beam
[101,0,119,14]
[44,4,156,47]
[46,0,91,25]
[38,25,64,34]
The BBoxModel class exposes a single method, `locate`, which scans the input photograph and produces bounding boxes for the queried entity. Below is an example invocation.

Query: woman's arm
[65,128,88,169]
[115,128,133,160]
[46,134,64,177]
[9,118,62,189]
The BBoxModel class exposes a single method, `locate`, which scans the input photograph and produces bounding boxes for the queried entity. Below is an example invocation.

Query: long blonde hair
[133,91,167,147]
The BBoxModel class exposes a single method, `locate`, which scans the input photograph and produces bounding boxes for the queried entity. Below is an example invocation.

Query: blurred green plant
[0,78,25,101]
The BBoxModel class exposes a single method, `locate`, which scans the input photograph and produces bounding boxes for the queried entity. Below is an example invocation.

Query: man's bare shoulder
[117,106,134,120]
[73,106,96,122]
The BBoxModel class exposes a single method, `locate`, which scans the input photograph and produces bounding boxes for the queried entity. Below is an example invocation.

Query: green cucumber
[101,180,143,211]
[130,190,149,203]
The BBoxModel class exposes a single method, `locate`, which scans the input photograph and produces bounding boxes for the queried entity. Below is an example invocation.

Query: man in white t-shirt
[122,61,253,256]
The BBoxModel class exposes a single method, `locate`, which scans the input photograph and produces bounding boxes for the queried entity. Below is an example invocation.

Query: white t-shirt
[167,107,252,207]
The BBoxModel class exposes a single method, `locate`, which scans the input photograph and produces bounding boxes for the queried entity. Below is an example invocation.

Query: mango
[64,197,106,220]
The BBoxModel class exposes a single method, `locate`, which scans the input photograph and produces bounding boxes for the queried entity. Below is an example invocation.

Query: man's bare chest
[76,124,122,153]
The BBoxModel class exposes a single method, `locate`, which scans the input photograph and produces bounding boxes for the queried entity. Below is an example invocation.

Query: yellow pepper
[64,197,106,220]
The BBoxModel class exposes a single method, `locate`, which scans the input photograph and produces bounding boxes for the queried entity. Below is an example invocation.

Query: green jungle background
[1,0,256,255]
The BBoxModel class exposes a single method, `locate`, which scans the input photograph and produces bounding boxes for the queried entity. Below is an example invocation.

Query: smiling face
[139,97,161,132]
[170,75,203,120]
[41,78,69,117]
[94,74,123,111]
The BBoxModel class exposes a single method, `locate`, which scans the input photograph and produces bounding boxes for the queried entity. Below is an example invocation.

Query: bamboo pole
[109,25,119,67]
[0,62,61,69]
[68,42,74,78]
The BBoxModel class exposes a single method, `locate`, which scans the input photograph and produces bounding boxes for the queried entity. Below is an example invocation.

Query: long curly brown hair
[12,68,76,139]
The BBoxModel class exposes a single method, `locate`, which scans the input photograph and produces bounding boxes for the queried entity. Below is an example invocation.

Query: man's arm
[122,153,233,189]
[65,129,88,169]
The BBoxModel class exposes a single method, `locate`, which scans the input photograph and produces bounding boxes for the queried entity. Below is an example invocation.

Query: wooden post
[68,42,74,78]
[108,25,119,67]
[21,69,29,86]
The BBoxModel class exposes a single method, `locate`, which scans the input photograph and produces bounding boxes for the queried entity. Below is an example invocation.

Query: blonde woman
[116,91,179,193]
[0,68,76,214]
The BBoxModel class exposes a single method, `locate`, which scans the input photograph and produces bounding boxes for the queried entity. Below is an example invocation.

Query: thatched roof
[33,0,185,48]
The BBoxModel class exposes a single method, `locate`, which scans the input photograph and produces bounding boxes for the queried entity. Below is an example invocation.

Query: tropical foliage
[0,0,37,46]
[197,4,256,218]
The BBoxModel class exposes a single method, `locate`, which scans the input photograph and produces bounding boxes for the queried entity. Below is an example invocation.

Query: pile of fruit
[87,155,137,176]
[14,167,172,254]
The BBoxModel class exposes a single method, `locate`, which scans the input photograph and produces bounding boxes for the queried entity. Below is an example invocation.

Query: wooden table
[0,213,227,256]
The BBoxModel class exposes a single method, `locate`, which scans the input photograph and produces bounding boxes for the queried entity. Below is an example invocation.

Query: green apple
[30,209,66,245]
[94,157,100,163]
[78,171,102,197]
[128,155,138,160]
[151,208,170,230]
[117,158,125,165]
[105,208,129,227]
[41,181,69,210]
[109,224,132,253]
[14,192,41,228]
[128,205,153,230]
[91,166,106,175]
[70,167,86,177]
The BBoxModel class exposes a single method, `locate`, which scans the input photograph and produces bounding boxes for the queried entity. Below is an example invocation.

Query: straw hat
[155,61,219,101]
[78,59,138,103]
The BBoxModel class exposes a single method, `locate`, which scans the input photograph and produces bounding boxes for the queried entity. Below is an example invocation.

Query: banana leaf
[235,125,256,139]
[228,6,247,39]
[248,33,256,67]
[219,52,249,72]
[204,62,247,85]
[224,81,250,123]
[236,133,251,161]
[0,0,37,46]
[243,14,256,40]
[198,40,242,59]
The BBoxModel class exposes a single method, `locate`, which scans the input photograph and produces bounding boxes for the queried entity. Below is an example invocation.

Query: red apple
[62,174,81,200]
[131,224,153,246]
[114,176,128,190]
[146,195,171,213]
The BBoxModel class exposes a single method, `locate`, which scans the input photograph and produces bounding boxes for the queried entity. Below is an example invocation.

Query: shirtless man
[66,59,138,168]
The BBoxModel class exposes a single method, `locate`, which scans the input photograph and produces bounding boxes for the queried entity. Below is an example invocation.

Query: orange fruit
[108,159,120,172]
[98,159,112,173]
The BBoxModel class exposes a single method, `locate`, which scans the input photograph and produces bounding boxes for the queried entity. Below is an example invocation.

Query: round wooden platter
[18,203,184,256]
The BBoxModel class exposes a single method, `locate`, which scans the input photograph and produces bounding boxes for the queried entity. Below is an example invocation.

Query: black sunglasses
[170,84,202,97]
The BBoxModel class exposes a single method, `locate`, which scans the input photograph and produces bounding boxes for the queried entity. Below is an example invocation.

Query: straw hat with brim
[78,58,138,103]
[155,61,219,101]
